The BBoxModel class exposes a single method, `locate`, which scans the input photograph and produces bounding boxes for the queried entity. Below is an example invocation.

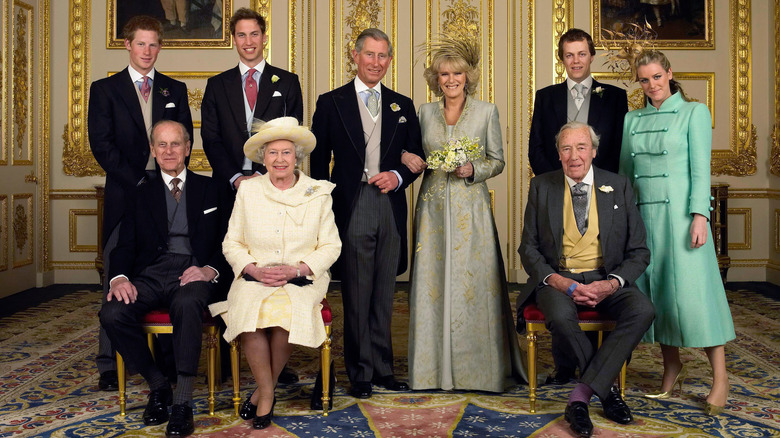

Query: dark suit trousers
[536,270,654,400]
[100,254,216,384]
[96,224,120,374]
[341,183,401,383]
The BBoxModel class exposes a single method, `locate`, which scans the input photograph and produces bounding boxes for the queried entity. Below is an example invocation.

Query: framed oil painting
[593,0,713,49]
[107,0,233,48]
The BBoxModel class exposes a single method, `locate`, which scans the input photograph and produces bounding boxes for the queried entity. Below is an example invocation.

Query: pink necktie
[141,76,151,102]
[245,68,257,111]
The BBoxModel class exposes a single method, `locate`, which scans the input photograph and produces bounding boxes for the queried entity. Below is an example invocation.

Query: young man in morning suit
[528,28,628,176]
[201,7,303,195]
[88,15,193,392]
[310,28,425,399]
[100,120,229,437]
[200,7,303,385]
[518,122,654,437]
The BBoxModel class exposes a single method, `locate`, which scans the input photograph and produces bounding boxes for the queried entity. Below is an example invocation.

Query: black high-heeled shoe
[239,391,258,420]
[252,397,276,430]
[310,362,336,411]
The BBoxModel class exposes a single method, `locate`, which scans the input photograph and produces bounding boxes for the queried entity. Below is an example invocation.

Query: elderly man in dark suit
[310,28,424,399]
[201,7,303,195]
[528,28,628,176]
[88,15,193,392]
[100,120,229,437]
[518,121,654,437]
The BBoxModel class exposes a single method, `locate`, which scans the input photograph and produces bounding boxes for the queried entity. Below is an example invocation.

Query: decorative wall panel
[11,1,32,166]
[11,193,32,268]
[0,195,7,271]
[1,0,7,166]
[728,208,751,250]
[772,0,780,176]
[68,209,97,252]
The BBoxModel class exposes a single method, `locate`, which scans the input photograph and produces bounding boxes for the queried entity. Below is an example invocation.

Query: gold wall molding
[68,209,98,253]
[772,0,780,176]
[1,0,7,166]
[63,0,101,177]
[189,150,211,172]
[727,207,751,250]
[441,0,480,44]
[289,0,297,73]
[250,0,271,62]
[12,1,32,166]
[0,195,7,271]
[343,0,381,79]
[775,209,780,252]
[712,0,755,176]
[11,193,32,268]
[49,260,97,270]
[727,188,780,199]
[551,0,571,84]
[39,0,50,271]
[731,258,772,268]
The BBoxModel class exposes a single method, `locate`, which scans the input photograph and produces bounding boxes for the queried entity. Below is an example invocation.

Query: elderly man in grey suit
[518,121,654,437]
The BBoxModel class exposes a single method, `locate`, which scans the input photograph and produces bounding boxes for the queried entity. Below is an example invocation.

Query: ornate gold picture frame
[592,0,714,49]
[107,0,233,49]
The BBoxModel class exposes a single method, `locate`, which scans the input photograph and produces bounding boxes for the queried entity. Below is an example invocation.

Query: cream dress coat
[408,98,525,391]
[209,172,342,348]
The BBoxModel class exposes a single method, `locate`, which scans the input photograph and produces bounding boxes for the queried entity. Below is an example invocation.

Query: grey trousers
[341,183,401,384]
[536,269,655,400]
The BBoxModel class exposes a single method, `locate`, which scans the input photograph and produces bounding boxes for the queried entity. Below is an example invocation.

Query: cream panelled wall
[38,0,780,285]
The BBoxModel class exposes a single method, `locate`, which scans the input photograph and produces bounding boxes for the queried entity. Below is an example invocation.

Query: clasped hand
[107,266,215,304]
[570,280,614,307]
[244,263,311,287]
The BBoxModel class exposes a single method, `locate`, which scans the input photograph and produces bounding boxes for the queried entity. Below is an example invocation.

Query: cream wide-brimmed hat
[243,117,317,163]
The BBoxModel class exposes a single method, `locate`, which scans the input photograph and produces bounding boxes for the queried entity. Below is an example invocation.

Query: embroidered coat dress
[210,172,342,348]
[408,98,525,391]
[620,92,735,347]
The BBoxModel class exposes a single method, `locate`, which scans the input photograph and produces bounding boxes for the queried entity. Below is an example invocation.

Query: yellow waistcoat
[560,186,603,272]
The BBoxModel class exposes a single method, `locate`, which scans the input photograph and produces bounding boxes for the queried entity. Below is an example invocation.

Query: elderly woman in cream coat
[209,117,341,430]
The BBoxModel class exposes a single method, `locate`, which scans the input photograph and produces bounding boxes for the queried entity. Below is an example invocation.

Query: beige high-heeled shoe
[645,365,688,399]
[704,402,724,416]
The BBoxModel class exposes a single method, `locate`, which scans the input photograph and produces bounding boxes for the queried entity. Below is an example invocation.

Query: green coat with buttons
[619,91,735,348]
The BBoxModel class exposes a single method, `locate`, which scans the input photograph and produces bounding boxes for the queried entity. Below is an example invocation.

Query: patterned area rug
[0,287,777,437]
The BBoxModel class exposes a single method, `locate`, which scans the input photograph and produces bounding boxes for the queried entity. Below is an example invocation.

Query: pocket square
[398,116,407,123]
[613,205,619,210]
[272,91,282,97]
[165,102,176,108]
[203,207,217,214]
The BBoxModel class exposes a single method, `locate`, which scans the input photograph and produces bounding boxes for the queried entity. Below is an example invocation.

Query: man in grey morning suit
[310,28,424,399]
[518,121,654,437]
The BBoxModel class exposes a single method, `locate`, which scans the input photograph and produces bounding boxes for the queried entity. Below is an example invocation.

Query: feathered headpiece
[601,21,657,85]
[425,33,481,68]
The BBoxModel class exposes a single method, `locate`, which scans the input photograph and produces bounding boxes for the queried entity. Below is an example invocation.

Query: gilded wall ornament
[552,0,571,84]
[771,0,780,176]
[13,204,27,251]
[188,89,204,111]
[441,0,480,45]
[344,0,381,78]
[12,7,29,158]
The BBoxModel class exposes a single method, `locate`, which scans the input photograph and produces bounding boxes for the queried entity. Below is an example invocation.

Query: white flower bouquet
[426,136,482,172]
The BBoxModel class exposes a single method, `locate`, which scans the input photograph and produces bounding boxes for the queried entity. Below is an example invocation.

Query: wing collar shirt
[230,59,268,185]
[566,75,593,99]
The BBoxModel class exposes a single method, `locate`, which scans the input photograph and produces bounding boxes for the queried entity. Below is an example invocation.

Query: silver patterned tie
[366,89,379,117]
[573,83,584,110]
[572,182,588,235]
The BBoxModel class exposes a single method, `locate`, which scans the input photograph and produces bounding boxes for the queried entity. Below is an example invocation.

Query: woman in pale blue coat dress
[401,37,524,392]
[620,51,734,416]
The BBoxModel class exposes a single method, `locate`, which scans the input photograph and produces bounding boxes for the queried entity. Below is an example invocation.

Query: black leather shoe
[165,403,194,437]
[143,386,173,426]
[602,386,633,424]
[278,366,299,385]
[372,375,409,391]
[349,381,372,399]
[239,392,257,420]
[544,367,576,385]
[310,363,335,411]
[98,370,119,391]
[564,402,593,437]
[252,398,275,430]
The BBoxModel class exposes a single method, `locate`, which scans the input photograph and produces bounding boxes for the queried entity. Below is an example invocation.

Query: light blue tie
[365,89,379,117]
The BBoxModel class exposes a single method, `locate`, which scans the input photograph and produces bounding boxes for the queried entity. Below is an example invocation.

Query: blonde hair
[634,50,691,104]
[423,35,480,97]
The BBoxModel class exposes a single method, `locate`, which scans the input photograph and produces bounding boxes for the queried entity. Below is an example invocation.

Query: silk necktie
[171,178,182,203]
[141,76,151,102]
[245,68,257,111]
[573,83,584,110]
[366,89,379,117]
[572,182,588,235]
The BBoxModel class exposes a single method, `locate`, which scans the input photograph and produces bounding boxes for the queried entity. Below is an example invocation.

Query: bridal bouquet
[426,136,483,172]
